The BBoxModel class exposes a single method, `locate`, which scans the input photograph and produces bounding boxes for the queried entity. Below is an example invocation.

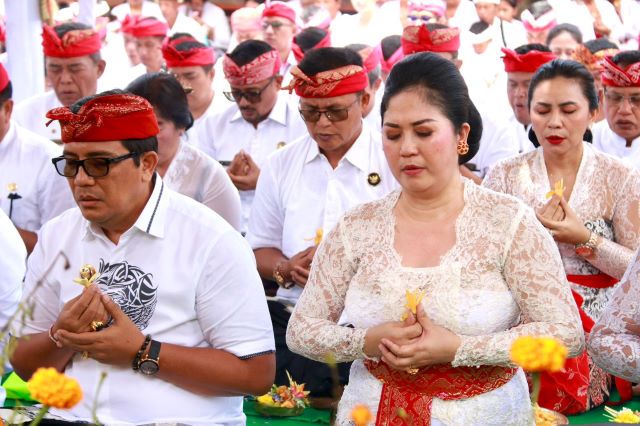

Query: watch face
[139,359,159,375]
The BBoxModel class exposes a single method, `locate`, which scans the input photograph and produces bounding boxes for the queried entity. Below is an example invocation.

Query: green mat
[244,399,330,425]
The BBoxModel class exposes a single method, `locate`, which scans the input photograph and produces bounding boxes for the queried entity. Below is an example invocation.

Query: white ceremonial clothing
[363,86,384,132]
[592,120,640,169]
[179,2,231,50]
[0,209,25,388]
[17,176,274,425]
[0,121,75,232]
[164,142,242,230]
[246,123,399,306]
[612,0,640,50]
[123,63,147,89]
[330,10,396,47]
[168,13,208,44]
[110,1,164,21]
[184,94,230,148]
[549,0,623,42]
[13,91,62,141]
[508,114,536,154]
[286,180,583,424]
[198,93,307,233]
[468,111,520,178]
[448,0,479,31]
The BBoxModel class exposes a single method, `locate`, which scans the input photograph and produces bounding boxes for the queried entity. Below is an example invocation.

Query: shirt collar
[230,93,290,126]
[0,121,16,152]
[82,174,167,241]
[303,120,370,172]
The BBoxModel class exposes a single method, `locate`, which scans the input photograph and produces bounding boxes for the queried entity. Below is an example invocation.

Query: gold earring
[457,140,469,155]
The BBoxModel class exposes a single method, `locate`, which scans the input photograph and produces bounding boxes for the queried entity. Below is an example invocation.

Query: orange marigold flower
[350,404,372,426]
[27,367,83,409]
[510,336,567,373]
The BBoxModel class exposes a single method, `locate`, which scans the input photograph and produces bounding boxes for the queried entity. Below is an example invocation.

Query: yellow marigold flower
[401,289,425,321]
[27,367,83,409]
[510,336,567,373]
[350,404,372,426]
[604,407,640,423]
[545,178,565,199]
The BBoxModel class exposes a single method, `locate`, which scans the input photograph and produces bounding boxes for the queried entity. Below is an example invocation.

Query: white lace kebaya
[287,179,584,425]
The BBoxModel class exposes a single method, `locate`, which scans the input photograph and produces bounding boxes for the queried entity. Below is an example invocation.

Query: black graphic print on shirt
[96,259,157,330]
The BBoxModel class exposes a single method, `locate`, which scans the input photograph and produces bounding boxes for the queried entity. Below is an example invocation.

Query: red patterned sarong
[364,360,517,425]
[538,273,630,414]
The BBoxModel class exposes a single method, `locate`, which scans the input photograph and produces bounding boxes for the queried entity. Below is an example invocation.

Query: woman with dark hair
[286,52,582,424]
[126,72,242,230]
[484,59,640,414]
[546,23,583,60]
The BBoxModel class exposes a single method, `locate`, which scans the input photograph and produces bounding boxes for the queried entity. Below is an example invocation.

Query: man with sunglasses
[261,1,300,80]
[246,47,397,400]
[0,64,74,253]
[11,91,275,425]
[198,40,306,233]
[592,51,640,169]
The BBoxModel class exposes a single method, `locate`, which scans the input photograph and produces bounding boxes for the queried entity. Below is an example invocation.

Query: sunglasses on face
[261,20,290,31]
[52,152,140,178]
[298,99,358,123]
[223,77,275,103]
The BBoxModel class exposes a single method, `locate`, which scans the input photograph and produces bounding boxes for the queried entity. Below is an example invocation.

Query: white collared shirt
[168,13,208,44]
[469,111,520,178]
[164,142,242,230]
[0,121,75,232]
[592,120,640,169]
[0,209,24,380]
[179,2,231,49]
[17,176,274,425]
[13,91,62,141]
[508,114,536,154]
[197,93,308,233]
[246,123,399,305]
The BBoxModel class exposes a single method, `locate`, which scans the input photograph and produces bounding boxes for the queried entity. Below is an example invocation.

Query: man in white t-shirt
[11,92,275,425]
[247,47,398,398]
[0,64,75,252]
[13,23,106,141]
[200,40,307,233]
[501,44,556,154]
[592,51,640,168]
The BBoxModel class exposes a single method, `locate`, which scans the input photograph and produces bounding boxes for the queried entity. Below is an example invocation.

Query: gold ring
[406,365,419,375]
[90,320,105,332]
[81,351,89,360]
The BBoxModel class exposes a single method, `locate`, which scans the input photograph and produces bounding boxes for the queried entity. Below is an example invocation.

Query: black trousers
[268,300,351,398]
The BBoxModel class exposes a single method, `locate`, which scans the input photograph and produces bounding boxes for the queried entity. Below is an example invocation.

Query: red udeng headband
[162,38,216,67]
[292,31,331,63]
[401,24,460,55]
[601,56,640,87]
[126,18,168,38]
[283,65,369,98]
[223,49,281,86]
[501,48,556,73]
[0,63,9,92]
[42,25,101,58]
[46,94,160,143]
[376,44,404,74]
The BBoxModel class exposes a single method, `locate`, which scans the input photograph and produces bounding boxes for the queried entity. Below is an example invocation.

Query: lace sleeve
[587,250,640,382]
[481,161,507,194]
[286,217,368,363]
[453,206,585,367]
[587,172,640,279]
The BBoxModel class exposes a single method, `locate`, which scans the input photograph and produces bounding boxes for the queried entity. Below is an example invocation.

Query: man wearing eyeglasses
[0,64,75,253]
[592,51,640,169]
[261,1,300,80]
[246,47,397,399]
[198,40,307,234]
[11,91,275,425]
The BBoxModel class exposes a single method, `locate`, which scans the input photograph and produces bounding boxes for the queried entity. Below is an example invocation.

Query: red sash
[364,360,517,425]
[538,273,630,414]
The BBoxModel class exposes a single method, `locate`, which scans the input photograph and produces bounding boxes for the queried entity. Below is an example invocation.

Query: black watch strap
[147,339,161,361]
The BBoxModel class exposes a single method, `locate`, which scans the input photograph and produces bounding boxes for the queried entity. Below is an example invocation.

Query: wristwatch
[138,340,161,376]
[575,231,599,257]
[273,260,294,289]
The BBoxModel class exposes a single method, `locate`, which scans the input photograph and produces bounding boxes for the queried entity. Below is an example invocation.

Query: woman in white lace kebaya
[126,73,242,230]
[588,249,640,383]
[484,60,640,413]
[286,53,583,425]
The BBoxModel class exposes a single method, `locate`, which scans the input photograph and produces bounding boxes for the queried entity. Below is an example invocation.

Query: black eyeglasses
[261,20,290,31]
[298,100,358,123]
[223,77,275,103]
[52,152,140,178]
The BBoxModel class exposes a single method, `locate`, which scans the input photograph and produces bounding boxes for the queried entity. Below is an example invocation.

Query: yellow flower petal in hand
[545,178,565,199]
[27,367,82,409]
[510,336,567,373]
[304,228,324,245]
[351,404,372,426]
[405,289,425,316]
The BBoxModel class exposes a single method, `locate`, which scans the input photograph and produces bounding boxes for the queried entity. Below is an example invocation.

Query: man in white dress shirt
[162,33,224,147]
[501,44,556,153]
[13,23,105,141]
[122,17,169,84]
[11,92,275,425]
[261,2,299,78]
[592,51,640,168]
[401,23,519,180]
[199,40,307,233]
[0,64,75,252]
[247,47,398,398]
